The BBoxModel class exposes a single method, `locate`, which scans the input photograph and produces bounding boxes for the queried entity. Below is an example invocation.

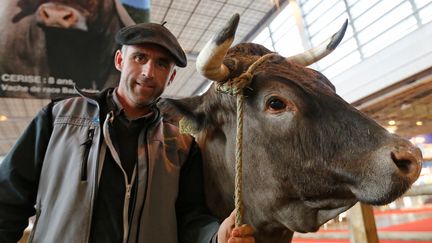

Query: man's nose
[142,60,155,78]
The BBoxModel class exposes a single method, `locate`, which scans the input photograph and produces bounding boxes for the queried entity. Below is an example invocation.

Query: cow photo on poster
[0,0,150,99]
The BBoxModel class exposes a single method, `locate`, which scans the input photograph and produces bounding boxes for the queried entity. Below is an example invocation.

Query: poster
[0,0,150,99]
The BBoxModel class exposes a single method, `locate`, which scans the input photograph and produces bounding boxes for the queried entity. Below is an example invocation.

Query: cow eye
[267,97,286,111]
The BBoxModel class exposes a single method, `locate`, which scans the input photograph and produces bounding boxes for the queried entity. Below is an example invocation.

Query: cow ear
[158,96,205,133]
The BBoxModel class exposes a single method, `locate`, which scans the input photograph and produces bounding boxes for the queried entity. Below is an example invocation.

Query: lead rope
[215,53,277,227]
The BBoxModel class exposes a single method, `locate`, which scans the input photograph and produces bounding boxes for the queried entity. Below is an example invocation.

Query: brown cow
[0,0,134,98]
[159,14,423,243]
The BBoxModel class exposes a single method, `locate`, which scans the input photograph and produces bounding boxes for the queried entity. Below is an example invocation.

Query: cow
[0,0,134,98]
[159,14,423,243]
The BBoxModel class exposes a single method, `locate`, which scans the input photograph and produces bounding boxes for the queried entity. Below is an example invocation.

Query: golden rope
[214,53,277,227]
[234,92,244,226]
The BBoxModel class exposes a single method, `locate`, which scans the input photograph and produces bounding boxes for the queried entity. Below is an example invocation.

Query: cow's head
[159,14,422,241]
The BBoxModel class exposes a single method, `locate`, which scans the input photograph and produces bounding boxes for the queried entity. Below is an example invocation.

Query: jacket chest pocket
[80,127,95,181]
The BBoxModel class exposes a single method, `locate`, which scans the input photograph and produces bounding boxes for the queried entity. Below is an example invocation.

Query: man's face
[115,44,176,110]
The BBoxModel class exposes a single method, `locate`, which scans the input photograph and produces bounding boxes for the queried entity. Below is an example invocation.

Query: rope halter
[214,53,278,226]
[216,53,278,95]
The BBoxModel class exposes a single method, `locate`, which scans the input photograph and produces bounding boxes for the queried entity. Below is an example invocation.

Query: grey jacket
[0,89,219,243]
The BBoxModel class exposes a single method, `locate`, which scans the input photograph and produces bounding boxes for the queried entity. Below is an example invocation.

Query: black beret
[115,23,187,67]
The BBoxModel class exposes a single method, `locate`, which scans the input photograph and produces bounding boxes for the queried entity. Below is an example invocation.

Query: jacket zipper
[103,113,137,243]
[81,128,95,181]
[134,127,150,243]
[120,167,136,243]
[123,183,133,243]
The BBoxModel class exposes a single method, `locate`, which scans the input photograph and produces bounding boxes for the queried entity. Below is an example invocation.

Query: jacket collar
[75,87,163,127]
[75,87,113,106]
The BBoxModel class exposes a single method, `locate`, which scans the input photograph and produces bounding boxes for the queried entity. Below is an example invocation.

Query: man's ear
[168,69,177,86]
[114,49,123,71]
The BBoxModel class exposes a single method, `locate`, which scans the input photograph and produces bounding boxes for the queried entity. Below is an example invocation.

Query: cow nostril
[41,9,49,19]
[63,13,73,21]
[390,149,421,176]
[391,152,412,173]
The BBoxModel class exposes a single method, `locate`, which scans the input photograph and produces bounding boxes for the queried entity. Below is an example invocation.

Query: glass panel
[304,0,339,25]
[346,0,360,7]
[350,0,382,19]
[273,28,304,57]
[298,0,423,77]
[270,5,292,33]
[354,0,404,32]
[300,0,324,15]
[308,1,346,36]
[310,15,353,46]
[252,27,271,44]
[362,17,417,57]
[317,38,359,70]
[271,16,297,43]
[321,51,361,78]
[357,1,414,44]
[419,3,432,25]
[414,0,431,9]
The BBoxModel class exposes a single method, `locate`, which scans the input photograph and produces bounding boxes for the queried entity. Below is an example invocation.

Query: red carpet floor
[380,217,432,232]
[373,206,432,216]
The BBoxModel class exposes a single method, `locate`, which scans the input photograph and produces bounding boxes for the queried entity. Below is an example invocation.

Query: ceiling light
[0,115,8,121]
[416,121,423,126]
[388,120,396,126]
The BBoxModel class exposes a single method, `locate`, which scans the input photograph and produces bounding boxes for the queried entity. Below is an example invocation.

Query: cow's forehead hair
[224,42,335,93]
[227,42,272,57]
[230,54,335,97]
[260,61,336,95]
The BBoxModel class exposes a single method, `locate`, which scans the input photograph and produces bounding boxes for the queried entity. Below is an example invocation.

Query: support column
[348,202,379,243]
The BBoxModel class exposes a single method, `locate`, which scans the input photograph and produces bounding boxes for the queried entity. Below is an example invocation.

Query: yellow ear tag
[179,117,197,135]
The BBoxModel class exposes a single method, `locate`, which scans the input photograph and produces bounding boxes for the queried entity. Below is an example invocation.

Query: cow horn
[287,20,348,66]
[196,13,240,82]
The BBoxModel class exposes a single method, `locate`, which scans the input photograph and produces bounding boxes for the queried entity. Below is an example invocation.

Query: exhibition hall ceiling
[356,69,432,139]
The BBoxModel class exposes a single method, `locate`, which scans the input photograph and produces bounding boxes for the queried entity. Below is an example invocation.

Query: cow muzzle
[36,2,88,31]
[350,139,423,205]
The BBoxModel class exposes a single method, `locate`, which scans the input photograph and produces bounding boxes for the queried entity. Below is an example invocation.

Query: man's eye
[157,60,169,68]
[134,55,146,63]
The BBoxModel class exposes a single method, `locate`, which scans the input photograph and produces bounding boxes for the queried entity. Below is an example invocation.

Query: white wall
[332,21,432,103]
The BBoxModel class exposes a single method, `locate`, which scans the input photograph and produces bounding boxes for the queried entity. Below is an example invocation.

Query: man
[0,22,254,243]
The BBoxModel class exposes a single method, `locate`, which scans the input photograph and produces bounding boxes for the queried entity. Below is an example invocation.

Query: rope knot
[215,53,277,96]
[216,71,254,95]
[235,72,253,90]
